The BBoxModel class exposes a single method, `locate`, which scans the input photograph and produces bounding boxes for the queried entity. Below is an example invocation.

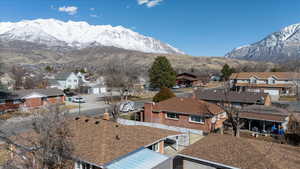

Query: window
[250,79,257,84]
[82,163,91,169]
[13,100,22,104]
[0,99,5,104]
[166,113,179,120]
[189,115,205,123]
[271,79,275,84]
[149,143,159,152]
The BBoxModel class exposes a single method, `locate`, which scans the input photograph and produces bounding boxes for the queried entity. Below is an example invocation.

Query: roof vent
[95,121,100,125]
[75,117,80,120]
[115,124,119,128]
[85,119,89,122]
[116,135,120,140]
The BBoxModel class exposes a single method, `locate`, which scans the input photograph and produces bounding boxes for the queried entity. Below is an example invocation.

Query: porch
[241,118,282,134]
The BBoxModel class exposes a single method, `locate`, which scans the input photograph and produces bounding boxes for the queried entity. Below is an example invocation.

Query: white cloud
[58,6,78,15]
[90,8,95,11]
[138,0,149,5]
[137,0,163,8]
[90,14,99,18]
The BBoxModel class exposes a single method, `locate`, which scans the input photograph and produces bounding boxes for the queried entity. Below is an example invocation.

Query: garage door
[264,89,280,101]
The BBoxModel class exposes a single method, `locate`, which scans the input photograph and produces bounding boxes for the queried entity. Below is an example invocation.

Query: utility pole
[78,94,81,115]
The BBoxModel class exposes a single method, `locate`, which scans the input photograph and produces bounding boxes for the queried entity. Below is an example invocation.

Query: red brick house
[0,88,65,113]
[141,97,227,133]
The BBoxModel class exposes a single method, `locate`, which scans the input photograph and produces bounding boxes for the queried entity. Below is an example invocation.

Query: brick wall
[0,101,21,112]
[24,98,43,108]
[143,103,222,133]
[23,96,65,108]
[47,96,65,104]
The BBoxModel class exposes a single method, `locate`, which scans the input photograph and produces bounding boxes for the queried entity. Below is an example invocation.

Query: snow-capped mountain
[225,23,300,62]
[0,18,183,54]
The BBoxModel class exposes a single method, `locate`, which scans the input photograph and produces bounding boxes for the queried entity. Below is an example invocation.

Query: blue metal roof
[105,148,169,169]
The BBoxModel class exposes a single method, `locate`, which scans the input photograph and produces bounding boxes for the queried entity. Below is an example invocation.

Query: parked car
[72,97,86,103]
[172,85,180,89]
[120,101,135,112]
[179,84,186,88]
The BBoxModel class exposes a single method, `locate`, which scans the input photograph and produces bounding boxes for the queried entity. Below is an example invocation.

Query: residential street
[0,89,196,138]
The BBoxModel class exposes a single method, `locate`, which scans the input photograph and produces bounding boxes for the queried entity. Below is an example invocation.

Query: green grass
[119,113,137,120]
[0,148,9,165]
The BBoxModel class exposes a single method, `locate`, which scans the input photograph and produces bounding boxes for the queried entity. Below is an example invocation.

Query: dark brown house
[196,89,272,108]
[176,73,198,87]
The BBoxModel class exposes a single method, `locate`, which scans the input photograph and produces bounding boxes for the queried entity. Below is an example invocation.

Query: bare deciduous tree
[220,82,244,137]
[0,105,73,169]
[102,57,141,121]
[104,57,140,101]
[11,66,26,90]
[196,82,244,137]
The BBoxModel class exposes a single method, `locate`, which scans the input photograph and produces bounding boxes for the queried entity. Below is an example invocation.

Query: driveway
[66,94,111,114]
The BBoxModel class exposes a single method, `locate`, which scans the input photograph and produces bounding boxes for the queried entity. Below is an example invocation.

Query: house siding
[143,103,225,133]
[0,101,21,113]
[23,98,43,108]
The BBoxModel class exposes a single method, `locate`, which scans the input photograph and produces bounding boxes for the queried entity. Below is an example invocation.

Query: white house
[49,72,81,90]
[76,72,89,83]
[88,76,107,95]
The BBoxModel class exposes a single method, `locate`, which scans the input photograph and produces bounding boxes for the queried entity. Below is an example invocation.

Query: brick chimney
[103,108,110,120]
[144,102,154,122]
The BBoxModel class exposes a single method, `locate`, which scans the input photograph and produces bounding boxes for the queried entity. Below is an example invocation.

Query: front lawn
[0,147,9,165]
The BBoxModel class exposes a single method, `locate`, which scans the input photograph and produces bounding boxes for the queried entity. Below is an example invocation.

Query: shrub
[153,87,175,102]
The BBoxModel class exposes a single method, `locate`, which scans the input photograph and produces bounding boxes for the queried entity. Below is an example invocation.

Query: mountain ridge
[226,23,300,62]
[0,18,183,54]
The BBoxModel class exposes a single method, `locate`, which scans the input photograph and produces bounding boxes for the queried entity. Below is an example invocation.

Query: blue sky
[0,0,299,56]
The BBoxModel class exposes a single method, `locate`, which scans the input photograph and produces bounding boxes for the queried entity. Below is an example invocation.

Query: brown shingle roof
[239,105,289,122]
[180,134,300,169]
[153,97,224,115]
[68,117,179,166]
[230,72,300,80]
[196,89,268,104]
[11,117,179,167]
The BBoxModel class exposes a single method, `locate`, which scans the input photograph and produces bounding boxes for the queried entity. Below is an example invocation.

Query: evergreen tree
[153,87,175,102]
[221,64,235,81]
[149,56,176,89]
[45,66,52,72]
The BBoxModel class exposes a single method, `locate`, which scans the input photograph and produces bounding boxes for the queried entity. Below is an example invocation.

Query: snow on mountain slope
[225,23,300,62]
[0,18,184,54]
